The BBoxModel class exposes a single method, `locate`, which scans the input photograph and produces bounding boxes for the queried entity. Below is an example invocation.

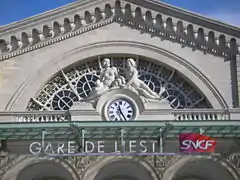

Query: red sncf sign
[179,133,217,153]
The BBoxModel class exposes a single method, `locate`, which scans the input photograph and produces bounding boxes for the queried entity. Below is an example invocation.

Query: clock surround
[106,98,136,121]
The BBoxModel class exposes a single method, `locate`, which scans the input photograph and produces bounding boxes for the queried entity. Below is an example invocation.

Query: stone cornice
[128,0,240,38]
[0,0,240,61]
[116,16,236,59]
[0,18,115,60]
[1,0,239,36]
[0,0,110,36]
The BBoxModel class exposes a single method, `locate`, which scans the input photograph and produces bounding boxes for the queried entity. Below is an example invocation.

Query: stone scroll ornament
[84,58,162,101]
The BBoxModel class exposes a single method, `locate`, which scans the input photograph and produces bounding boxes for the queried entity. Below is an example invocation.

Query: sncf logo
[179,133,217,153]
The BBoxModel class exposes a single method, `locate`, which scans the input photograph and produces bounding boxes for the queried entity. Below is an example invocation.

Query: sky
[0,0,240,27]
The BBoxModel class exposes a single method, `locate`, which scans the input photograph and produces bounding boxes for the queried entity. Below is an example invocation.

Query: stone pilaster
[236,55,240,106]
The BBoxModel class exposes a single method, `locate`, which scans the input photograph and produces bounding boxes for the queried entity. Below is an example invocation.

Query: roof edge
[0,0,105,33]
[0,0,240,37]
[127,0,240,38]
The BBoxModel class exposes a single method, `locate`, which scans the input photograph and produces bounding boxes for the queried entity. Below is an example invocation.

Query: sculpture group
[86,58,161,101]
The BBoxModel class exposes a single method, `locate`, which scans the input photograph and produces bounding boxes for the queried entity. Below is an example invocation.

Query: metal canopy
[0,121,240,140]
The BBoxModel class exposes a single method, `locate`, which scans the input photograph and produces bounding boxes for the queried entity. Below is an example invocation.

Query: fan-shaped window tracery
[27,56,211,111]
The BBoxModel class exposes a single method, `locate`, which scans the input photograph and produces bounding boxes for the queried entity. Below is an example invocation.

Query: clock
[107,98,135,121]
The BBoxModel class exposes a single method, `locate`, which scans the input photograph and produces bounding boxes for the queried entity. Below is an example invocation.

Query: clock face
[107,99,135,121]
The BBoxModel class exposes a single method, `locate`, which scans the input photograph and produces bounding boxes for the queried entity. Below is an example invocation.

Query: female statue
[125,58,160,99]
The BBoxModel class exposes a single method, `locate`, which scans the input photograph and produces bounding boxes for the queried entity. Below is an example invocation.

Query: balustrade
[0,109,237,122]
[0,111,70,123]
[173,109,230,121]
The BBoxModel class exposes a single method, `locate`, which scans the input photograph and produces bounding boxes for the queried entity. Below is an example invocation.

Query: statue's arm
[112,67,119,77]
[98,70,104,81]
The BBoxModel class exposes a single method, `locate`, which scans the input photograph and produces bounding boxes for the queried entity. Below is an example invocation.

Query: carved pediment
[0,0,240,60]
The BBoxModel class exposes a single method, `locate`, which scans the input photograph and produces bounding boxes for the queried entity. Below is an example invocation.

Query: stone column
[236,55,240,106]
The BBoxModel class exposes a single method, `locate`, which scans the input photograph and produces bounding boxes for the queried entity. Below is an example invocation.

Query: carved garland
[65,156,99,179]
[0,0,240,61]
[142,155,181,179]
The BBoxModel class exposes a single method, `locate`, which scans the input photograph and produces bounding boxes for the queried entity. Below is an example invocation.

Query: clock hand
[115,108,122,121]
[118,106,126,120]
[114,111,120,121]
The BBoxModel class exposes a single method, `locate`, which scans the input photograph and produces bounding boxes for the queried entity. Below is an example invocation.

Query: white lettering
[28,140,161,155]
[114,141,120,153]
[139,140,147,153]
[57,143,65,154]
[29,142,41,155]
[68,141,76,154]
[85,141,94,153]
[150,140,158,152]
[129,140,136,152]
[205,140,214,149]
[97,141,104,153]
[44,142,54,154]
[181,140,215,150]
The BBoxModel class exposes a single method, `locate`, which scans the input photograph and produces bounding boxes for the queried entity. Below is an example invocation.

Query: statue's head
[126,58,136,68]
[102,58,110,67]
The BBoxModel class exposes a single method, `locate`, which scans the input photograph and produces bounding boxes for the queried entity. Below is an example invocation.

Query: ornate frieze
[64,155,180,179]
[0,0,239,61]
[143,155,181,178]
[64,156,99,179]
[0,153,180,180]
[227,153,240,170]
[1,153,240,180]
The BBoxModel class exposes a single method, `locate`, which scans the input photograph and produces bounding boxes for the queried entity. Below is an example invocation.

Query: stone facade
[0,0,240,180]
[1,153,240,180]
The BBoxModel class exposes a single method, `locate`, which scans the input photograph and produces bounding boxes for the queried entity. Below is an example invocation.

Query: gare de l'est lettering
[29,140,160,155]
[28,134,217,155]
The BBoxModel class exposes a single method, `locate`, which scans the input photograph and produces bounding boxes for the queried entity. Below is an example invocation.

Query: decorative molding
[227,154,240,170]
[0,0,239,61]
[143,155,181,179]
[115,16,237,59]
[0,18,114,61]
[65,156,98,179]
[1,153,240,180]
[128,0,240,37]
